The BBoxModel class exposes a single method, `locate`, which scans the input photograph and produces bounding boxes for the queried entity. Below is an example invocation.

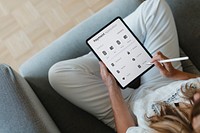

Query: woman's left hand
[99,62,119,91]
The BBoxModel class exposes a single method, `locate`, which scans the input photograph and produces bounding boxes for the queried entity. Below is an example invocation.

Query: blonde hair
[148,84,200,133]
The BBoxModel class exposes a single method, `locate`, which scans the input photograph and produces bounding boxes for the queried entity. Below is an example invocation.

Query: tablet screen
[86,17,153,88]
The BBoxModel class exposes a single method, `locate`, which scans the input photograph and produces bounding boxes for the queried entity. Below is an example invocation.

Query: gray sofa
[0,0,200,132]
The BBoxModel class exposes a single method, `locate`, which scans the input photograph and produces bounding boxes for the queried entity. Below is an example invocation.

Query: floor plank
[0,0,112,71]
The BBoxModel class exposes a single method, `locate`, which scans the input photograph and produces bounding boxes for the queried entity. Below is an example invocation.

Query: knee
[48,61,72,87]
[48,61,86,89]
[48,62,61,89]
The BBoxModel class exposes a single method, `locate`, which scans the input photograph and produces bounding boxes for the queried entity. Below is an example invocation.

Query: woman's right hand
[151,51,180,79]
[151,51,198,80]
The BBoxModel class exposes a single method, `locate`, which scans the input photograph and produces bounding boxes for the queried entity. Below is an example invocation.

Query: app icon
[102,51,107,55]
[116,70,120,73]
[123,35,128,39]
[116,40,121,45]
[110,46,114,50]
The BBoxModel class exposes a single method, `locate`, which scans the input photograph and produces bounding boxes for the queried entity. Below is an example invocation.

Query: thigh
[49,52,113,127]
[48,52,134,128]
[124,0,182,84]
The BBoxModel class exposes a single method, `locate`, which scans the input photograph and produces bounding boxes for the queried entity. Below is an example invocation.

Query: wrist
[171,70,198,80]
[108,86,122,99]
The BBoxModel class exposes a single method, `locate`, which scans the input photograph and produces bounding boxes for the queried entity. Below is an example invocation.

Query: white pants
[48,0,182,129]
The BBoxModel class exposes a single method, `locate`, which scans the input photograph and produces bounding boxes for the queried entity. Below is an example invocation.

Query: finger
[99,62,106,77]
[163,62,174,72]
[151,51,169,63]
[151,52,163,62]
[154,61,168,74]
[194,93,200,103]
[99,61,109,78]
[99,61,104,70]
[154,52,168,60]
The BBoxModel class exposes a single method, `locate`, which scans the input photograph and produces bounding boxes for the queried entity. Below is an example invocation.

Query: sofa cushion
[0,64,59,133]
[166,0,200,72]
[180,49,200,75]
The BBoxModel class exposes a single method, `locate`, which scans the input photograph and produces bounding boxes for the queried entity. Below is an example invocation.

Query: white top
[126,77,200,133]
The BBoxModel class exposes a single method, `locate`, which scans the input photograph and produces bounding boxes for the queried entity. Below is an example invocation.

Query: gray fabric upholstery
[0,64,59,133]
[180,49,200,75]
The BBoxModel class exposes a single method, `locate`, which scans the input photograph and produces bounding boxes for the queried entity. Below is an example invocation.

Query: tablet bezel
[86,17,154,89]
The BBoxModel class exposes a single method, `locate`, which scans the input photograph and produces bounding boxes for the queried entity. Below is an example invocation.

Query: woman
[99,51,200,133]
[48,0,200,132]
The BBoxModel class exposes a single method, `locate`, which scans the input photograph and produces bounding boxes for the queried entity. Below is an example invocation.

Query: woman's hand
[151,51,198,80]
[99,61,119,91]
[99,61,136,133]
[151,51,178,79]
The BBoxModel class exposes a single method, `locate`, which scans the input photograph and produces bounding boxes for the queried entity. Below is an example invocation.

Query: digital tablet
[86,17,154,89]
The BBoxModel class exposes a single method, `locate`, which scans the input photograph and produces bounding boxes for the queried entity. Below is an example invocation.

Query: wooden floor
[0,0,112,71]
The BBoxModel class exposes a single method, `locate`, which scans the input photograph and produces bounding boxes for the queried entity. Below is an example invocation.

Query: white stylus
[146,57,189,65]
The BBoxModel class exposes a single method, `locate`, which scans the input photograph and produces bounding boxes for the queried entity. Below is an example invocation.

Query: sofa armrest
[0,64,59,133]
